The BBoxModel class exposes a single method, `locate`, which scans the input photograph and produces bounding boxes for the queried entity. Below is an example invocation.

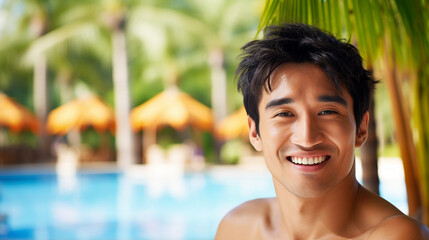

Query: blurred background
[0,0,427,239]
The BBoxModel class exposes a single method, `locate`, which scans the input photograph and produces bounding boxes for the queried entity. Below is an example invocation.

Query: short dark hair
[236,23,377,134]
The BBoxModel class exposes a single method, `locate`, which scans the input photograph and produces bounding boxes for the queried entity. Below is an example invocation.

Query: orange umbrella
[47,96,115,135]
[0,92,39,133]
[216,106,249,140]
[130,87,213,131]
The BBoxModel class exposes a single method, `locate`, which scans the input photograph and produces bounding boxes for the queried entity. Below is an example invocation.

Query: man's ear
[248,116,262,151]
[355,112,369,147]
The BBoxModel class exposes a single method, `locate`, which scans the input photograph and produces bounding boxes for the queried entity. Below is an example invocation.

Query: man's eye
[276,112,294,117]
[319,110,337,115]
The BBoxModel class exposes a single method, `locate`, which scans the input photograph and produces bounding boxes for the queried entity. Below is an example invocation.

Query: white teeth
[302,158,308,165]
[290,156,328,165]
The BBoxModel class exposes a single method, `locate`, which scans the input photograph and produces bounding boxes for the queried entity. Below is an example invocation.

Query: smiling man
[215,23,429,240]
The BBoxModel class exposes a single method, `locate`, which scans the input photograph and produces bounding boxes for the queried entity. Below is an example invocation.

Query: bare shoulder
[215,198,274,240]
[356,186,429,239]
[368,215,429,240]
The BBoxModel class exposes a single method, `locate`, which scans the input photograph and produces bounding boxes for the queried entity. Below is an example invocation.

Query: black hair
[236,23,377,134]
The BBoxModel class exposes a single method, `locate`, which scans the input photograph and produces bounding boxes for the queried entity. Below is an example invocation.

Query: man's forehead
[265,63,340,92]
[261,62,350,105]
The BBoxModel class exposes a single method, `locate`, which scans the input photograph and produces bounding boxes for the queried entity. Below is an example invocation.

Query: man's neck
[272,168,361,239]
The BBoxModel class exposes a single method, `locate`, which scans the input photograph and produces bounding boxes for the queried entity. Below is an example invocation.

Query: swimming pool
[0,165,277,240]
[0,159,407,240]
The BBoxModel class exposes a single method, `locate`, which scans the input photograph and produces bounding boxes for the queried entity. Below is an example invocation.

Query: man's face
[248,63,368,198]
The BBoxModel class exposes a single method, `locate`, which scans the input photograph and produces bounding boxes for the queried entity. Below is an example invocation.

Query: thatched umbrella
[46,95,115,164]
[130,87,213,163]
[216,106,248,140]
[47,95,115,135]
[130,87,213,132]
[0,92,39,133]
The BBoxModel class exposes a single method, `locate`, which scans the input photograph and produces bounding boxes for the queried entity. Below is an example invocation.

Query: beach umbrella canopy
[0,92,39,133]
[216,106,249,140]
[47,96,115,135]
[130,87,213,131]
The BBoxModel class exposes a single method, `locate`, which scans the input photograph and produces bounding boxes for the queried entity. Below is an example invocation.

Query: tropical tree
[161,0,261,162]
[21,0,161,167]
[1,0,88,159]
[257,0,429,224]
[15,0,136,167]
[183,0,262,122]
[0,16,33,107]
[2,0,109,153]
[20,0,257,166]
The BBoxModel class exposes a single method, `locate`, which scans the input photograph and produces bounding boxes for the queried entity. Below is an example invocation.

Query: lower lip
[288,159,329,172]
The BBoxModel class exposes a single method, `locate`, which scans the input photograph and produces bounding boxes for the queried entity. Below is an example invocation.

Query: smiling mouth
[286,156,330,166]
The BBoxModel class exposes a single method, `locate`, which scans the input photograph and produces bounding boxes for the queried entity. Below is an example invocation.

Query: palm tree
[183,0,262,122]
[15,0,133,166]
[22,0,149,167]
[257,0,429,224]
[103,1,136,168]
[0,19,33,106]
[162,0,261,162]
[21,0,253,166]
[3,0,82,159]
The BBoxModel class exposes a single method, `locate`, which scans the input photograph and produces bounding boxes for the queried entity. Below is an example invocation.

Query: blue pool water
[0,167,276,240]
[0,162,407,240]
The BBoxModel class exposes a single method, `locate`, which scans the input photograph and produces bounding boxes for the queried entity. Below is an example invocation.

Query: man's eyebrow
[265,98,293,110]
[318,95,347,106]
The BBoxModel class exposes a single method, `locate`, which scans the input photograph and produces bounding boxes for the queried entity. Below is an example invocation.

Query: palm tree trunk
[57,69,81,150]
[33,54,50,161]
[112,27,136,168]
[384,40,421,218]
[359,96,380,194]
[414,69,429,224]
[209,47,227,123]
[209,47,227,163]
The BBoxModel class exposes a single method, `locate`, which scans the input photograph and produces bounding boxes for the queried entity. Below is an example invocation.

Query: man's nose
[290,114,323,148]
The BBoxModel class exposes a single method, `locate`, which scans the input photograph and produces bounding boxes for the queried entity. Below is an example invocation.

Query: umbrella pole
[0,128,7,146]
[67,130,81,149]
[141,131,145,164]
[142,127,157,164]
